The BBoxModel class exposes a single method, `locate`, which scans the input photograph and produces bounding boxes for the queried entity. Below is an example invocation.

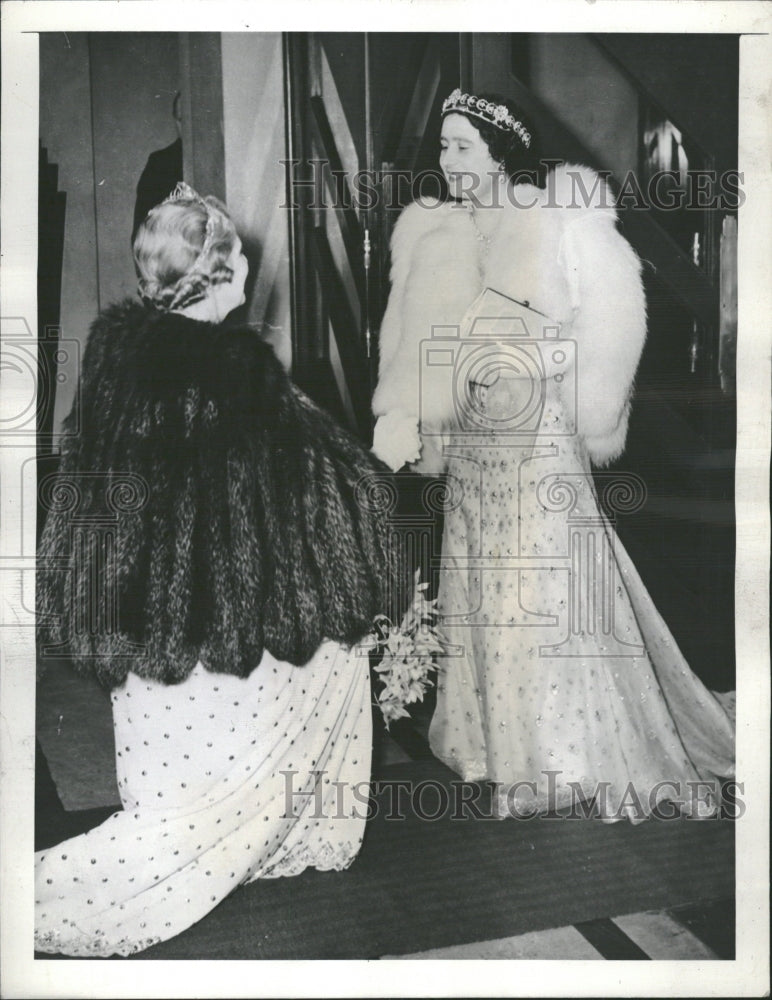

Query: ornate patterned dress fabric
[35,642,371,957]
[428,373,735,820]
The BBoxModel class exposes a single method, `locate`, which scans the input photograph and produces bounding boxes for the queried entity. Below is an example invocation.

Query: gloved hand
[372,409,422,472]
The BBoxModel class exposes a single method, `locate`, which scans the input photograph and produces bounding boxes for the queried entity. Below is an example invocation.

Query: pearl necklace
[467,205,492,257]
[467,205,492,281]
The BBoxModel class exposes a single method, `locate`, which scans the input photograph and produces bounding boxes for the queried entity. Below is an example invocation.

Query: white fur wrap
[372,164,647,468]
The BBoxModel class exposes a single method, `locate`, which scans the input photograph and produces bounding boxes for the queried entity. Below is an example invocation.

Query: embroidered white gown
[428,370,735,821]
[35,640,372,957]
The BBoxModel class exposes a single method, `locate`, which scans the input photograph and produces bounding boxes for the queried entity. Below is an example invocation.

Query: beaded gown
[428,367,736,821]
[35,641,371,957]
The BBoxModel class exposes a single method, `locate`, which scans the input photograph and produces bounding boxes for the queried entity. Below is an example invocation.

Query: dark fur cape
[38,300,402,688]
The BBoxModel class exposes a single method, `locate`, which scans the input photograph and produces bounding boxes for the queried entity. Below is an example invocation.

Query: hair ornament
[162,181,217,271]
[442,88,532,148]
[162,181,204,205]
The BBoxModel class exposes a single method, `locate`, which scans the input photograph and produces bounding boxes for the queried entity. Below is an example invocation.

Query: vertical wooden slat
[285,32,463,438]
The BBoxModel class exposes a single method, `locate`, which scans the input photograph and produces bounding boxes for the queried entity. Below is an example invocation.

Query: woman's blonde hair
[133,186,238,312]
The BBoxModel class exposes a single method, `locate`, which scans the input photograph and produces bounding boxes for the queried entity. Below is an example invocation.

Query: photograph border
[1,2,769,997]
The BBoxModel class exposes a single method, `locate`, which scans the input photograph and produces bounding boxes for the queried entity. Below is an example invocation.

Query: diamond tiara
[441,89,532,148]
[162,182,217,270]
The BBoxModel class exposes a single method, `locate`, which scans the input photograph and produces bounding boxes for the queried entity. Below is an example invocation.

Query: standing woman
[35,184,410,956]
[373,90,735,821]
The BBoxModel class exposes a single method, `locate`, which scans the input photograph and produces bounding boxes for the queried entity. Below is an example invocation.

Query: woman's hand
[372,410,422,472]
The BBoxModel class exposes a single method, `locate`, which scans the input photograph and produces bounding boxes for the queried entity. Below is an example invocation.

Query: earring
[498,162,506,174]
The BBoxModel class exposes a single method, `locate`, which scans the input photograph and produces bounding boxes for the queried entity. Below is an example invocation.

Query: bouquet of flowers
[366,570,446,728]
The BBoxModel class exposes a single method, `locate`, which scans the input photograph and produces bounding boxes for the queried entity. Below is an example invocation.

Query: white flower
[369,570,446,730]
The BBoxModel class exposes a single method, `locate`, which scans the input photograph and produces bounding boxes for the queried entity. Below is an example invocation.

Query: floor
[374,707,734,961]
[386,903,733,960]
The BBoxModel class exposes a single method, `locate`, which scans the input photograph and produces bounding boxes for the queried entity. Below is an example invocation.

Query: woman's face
[212,237,248,320]
[439,113,501,204]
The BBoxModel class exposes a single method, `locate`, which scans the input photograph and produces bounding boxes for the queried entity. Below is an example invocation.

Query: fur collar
[373,164,646,467]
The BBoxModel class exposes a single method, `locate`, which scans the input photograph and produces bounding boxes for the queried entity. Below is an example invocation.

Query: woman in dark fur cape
[38,298,402,688]
[35,184,418,958]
